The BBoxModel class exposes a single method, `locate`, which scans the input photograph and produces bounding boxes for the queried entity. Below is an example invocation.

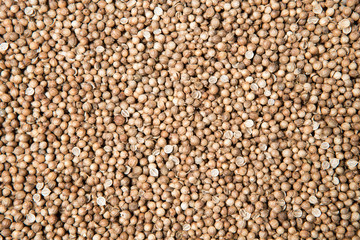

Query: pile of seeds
[1,0,360,239]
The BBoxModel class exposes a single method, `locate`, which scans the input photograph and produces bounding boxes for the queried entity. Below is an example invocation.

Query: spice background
[0,0,360,239]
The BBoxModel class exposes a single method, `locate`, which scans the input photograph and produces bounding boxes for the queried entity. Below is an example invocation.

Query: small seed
[209,76,218,84]
[150,168,159,177]
[244,119,254,128]
[245,51,254,59]
[72,147,81,156]
[320,142,330,150]
[235,156,246,167]
[312,208,321,217]
[220,75,229,83]
[330,158,340,168]
[97,197,106,206]
[164,145,174,154]
[309,196,318,204]
[211,169,219,177]
[154,6,163,16]
[25,88,35,96]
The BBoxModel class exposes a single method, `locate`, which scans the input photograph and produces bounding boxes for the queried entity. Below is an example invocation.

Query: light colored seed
[211,169,219,177]
[259,143,268,151]
[212,195,220,203]
[0,109,5,117]
[143,31,151,39]
[224,130,234,139]
[97,197,106,206]
[264,90,271,96]
[264,152,272,159]
[312,208,321,217]
[120,18,128,24]
[153,29,162,35]
[268,99,275,105]
[104,179,113,188]
[244,119,254,128]
[26,214,36,223]
[330,158,340,168]
[333,176,340,185]
[150,168,159,177]
[242,211,251,220]
[24,7,35,16]
[130,144,137,152]
[234,131,242,139]
[209,76,218,84]
[313,4,323,14]
[293,209,302,218]
[309,196,318,204]
[183,224,191,231]
[104,146,112,152]
[343,27,352,34]
[0,42,9,51]
[250,83,259,91]
[308,16,319,24]
[164,145,174,154]
[235,156,246,167]
[220,75,229,82]
[195,156,203,164]
[25,88,35,96]
[154,6,163,16]
[127,0,136,7]
[245,76,254,83]
[257,79,267,88]
[153,149,160,156]
[169,156,180,165]
[338,19,350,30]
[346,159,358,168]
[148,155,155,162]
[95,46,105,53]
[245,51,254,59]
[124,166,131,175]
[191,91,202,99]
[322,161,330,170]
[312,121,320,130]
[121,109,130,117]
[320,142,330,150]
[36,182,44,190]
[41,187,51,197]
[33,194,41,202]
[180,202,188,210]
[72,147,81,156]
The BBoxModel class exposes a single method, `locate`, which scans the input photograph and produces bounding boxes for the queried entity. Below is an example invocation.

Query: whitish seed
[211,169,219,177]
[164,145,174,154]
[33,194,41,202]
[154,6,163,16]
[244,119,254,128]
[322,161,330,170]
[0,42,9,51]
[209,76,218,84]
[320,142,330,150]
[25,88,35,96]
[104,179,113,188]
[26,214,36,223]
[338,19,350,30]
[169,156,180,165]
[312,208,321,217]
[264,90,271,96]
[312,121,320,130]
[258,79,267,88]
[0,109,5,117]
[24,7,35,16]
[224,130,233,139]
[293,209,302,218]
[346,159,358,168]
[259,143,268,151]
[333,177,340,185]
[195,156,202,164]
[330,158,340,168]
[36,182,44,190]
[148,155,155,162]
[268,99,275,105]
[250,83,259,91]
[124,166,131,175]
[41,187,51,197]
[143,31,151,39]
[235,156,246,167]
[220,75,229,82]
[72,147,81,156]
[153,29,162,35]
[308,16,319,24]
[245,51,254,59]
[245,76,254,83]
[313,4,323,14]
[121,109,130,117]
[183,224,191,231]
[150,168,159,177]
[343,27,351,34]
[309,196,318,204]
[120,18,128,24]
[95,46,105,53]
[234,131,242,139]
[97,197,106,206]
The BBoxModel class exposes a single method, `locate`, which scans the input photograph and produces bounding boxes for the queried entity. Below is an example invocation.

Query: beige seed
[312,208,321,217]
[244,119,254,128]
[97,197,106,206]
[164,145,174,154]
